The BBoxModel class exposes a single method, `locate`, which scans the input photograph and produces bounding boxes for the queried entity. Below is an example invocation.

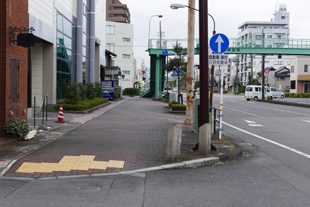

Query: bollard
[199,123,211,155]
[166,126,182,160]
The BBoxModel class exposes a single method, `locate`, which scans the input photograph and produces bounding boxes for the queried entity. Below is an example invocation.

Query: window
[123,37,130,42]
[255,87,261,92]
[304,65,308,72]
[106,43,115,53]
[123,70,130,75]
[123,54,130,59]
[277,35,282,39]
[109,14,114,17]
[291,80,296,89]
[246,87,252,92]
[281,16,285,19]
[276,76,285,81]
[267,35,272,38]
[10,59,19,103]
[274,61,283,65]
[109,6,114,10]
[256,35,262,38]
[287,61,291,65]
[107,25,115,35]
[291,66,294,73]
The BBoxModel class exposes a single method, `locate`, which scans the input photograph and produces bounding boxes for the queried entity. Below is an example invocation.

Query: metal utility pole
[261,28,265,100]
[198,0,209,126]
[184,0,195,125]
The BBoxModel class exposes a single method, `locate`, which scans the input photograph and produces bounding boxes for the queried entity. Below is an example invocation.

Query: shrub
[172,104,186,111]
[4,119,29,140]
[85,83,95,100]
[266,96,272,100]
[285,93,290,98]
[234,91,240,95]
[213,90,218,93]
[123,88,140,96]
[114,93,120,100]
[293,93,300,98]
[77,83,87,100]
[223,90,228,94]
[66,81,80,104]
[94,82,102,98]
[239,86,246,93]
[56,97,109,111]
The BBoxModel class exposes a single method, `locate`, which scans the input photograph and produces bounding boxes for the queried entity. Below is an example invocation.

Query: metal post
[198,0,209,127]
[261,28,265,100]
[46,95,48,123]
[251,55,253,85]
[184,0,195,126]
[210,30,216,108]
[34,97,36,129]
[42,96,45,125]
[219,66,223,139]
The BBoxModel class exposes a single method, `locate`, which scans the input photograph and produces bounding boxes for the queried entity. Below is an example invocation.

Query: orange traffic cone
[55,104,65,123]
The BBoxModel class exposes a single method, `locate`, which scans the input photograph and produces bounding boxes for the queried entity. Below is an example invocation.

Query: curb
[0,145,243,180]
[257,99,310,108]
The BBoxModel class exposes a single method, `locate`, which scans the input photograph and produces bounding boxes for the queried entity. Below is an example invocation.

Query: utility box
[169,92,177,102]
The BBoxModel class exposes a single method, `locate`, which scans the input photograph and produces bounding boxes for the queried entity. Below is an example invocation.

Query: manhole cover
[76,186,100,191]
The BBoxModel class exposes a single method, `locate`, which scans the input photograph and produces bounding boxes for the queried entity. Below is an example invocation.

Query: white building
[134,57,146,87]
[106,21,135,89]
[290,56,310,93]
[237,4,290,86]
[29,0,106,110]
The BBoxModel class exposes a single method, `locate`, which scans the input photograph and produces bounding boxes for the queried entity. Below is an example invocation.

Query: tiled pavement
[4,97,190,178]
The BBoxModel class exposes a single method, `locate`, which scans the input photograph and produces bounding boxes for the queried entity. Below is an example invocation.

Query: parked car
[269,87,285,99]
[245,85,272,101]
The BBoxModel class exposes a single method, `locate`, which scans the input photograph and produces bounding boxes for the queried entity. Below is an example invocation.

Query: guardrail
[148,38,310,50]
[139,82,151,97]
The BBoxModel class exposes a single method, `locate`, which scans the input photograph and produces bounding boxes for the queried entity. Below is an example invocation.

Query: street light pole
[261,27,265,101]
[148,15,163,48]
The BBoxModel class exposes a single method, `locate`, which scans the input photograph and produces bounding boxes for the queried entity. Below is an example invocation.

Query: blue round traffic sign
[264,67,270,73]
[173,69,182,76]
[162,50,168,56]
[210,33,229,54]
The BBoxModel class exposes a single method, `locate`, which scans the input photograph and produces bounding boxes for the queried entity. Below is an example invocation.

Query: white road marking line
[245,120,256,124]
[249,124,263,127]
[301,120,310,124]
[223,121,310,159]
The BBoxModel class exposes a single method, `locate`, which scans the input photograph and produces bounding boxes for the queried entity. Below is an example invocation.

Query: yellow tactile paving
[89,161,108,170]
[15,155,125,173]
[107,160,125,168]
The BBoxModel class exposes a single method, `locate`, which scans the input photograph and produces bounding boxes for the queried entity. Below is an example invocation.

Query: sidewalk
[0,97,241,179]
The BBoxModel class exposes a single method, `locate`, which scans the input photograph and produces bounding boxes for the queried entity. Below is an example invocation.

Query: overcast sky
[120,0,310,68]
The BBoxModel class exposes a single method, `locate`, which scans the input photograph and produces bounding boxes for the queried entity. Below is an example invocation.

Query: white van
[245,85,272,101]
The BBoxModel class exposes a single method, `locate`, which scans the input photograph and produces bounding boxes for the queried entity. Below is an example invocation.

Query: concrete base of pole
[199,123,211,155]
[211,113,214,134]
[166,126,182,160]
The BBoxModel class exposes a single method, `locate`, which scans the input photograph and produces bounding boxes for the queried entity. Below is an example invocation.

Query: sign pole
[219,65,223,139]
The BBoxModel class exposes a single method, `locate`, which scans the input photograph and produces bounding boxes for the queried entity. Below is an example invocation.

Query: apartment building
[237,4,290,86]
[106,0,130,23]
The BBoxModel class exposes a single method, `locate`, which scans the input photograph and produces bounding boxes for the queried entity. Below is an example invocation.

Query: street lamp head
[170,3,186,9]
[158,15,163,18]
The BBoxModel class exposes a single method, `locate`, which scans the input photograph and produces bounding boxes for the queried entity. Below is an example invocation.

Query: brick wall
[0,0,28,136]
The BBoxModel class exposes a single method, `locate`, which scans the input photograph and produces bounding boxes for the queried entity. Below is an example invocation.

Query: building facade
[0,0,29,136]
[237,4,290,86]
[106,21,134,89]
[290,56,310,93]
[106,0,130,23]
[28,0,106,110]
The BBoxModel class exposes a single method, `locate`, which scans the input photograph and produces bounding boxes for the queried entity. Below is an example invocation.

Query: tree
[232,75,241,92]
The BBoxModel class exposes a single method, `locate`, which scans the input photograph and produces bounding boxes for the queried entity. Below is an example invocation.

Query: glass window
[123,37,130,42]
[291,80,296,89]
[107,25,115,35]
[287,61,291,65]
[109,14,114,17]
[246,87,252,92]
[304,65,308,72]
[106,43,115,53]
[281,16,285,19]
[291,66,294,73]
[109,6,114,10]
[123,70,130,75]
[123,54,130,59]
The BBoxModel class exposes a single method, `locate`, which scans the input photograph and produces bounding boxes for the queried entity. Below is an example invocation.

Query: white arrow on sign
[215,35,224,53]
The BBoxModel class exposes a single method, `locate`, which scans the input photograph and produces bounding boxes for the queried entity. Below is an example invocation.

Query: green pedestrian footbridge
[140,38,310,98]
